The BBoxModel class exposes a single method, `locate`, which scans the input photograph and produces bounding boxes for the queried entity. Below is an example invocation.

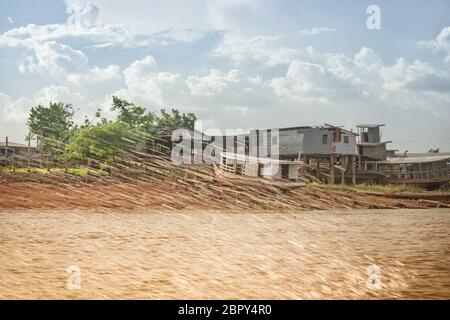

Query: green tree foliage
[65,122,137,164]
[111,96,196,131]
[111,96,155,132]
[156,108,196,129]
[26,97,197,165]
[27,102,74,154]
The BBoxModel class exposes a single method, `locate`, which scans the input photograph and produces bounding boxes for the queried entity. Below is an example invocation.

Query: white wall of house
[244,162,258,176]
[279,128,356,156]
[262,163,281,179]
[288,164,300,179]
[334,134,357,155]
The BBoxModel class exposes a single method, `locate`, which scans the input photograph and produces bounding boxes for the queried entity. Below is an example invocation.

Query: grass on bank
[1,167,107,176]
[310,181,426,193]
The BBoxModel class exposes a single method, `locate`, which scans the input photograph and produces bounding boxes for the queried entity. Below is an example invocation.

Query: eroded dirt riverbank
[1,181,447,212]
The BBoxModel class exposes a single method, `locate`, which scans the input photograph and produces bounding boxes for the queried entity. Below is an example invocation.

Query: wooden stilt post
[4,136,8,169]
[352,155,356,185]
[12,150,16,173]
[40,130,43,169]
[341,156,347,185]
[316,157,321,180]
[233,136,237,173]
[27,133,31,172]
[330,155,335,184]
[419,163,422,179]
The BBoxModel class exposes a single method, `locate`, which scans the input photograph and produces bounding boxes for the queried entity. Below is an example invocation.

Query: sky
[0,0,449,152]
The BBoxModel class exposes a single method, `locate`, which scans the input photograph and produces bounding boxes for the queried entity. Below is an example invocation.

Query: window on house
[362,132,369,142]
[322,134,328,144]
[344,135,349,143]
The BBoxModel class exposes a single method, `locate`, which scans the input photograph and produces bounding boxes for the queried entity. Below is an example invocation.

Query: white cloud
[213,31,300,66]
[187,69,261,96]
[0,93,31,122]
[299,27,335,36]
[114,55,188,107]
[419,26,450,63]
[67,3,100,29]
[19,41,88,75]
[110,55,276,126]
[266,47,450,121]
[67,65,122,86]
[381,58,450,92]
[33,85,84,106]
[65,65,123,108]
[0,93,33,141]
[354,47,382,72]
[213,28,336,67]
[0,12,155,51]
[206,0,259,29]
[0,4,167,58]
[270,48,383,104]
[270,60,344,105]
[124,55,158,81]
[155,28,213,43]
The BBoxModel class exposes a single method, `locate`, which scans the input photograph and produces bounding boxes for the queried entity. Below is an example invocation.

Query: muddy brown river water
[0,208,449,299]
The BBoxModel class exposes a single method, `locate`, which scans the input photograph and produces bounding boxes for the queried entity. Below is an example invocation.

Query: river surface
[0,208,449,299]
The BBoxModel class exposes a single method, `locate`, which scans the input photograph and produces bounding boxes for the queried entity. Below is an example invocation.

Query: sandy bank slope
[0,181,445,212]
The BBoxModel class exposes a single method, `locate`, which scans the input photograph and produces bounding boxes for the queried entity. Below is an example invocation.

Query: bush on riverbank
[310,181,426,193]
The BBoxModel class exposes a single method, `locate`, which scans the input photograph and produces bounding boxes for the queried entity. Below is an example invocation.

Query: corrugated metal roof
[403,152,450,157]
[357,141,392,146]
[381,155,450,164]
[356,124,385,128]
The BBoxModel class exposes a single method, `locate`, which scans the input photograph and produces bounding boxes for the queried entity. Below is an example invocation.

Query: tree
[111,96,155,132]
[65,122,137,164]
[112,96,197,131]
[156,108,196,129]
[80,108,105,129]
[28,97,198,167]
[27,102,74,154]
